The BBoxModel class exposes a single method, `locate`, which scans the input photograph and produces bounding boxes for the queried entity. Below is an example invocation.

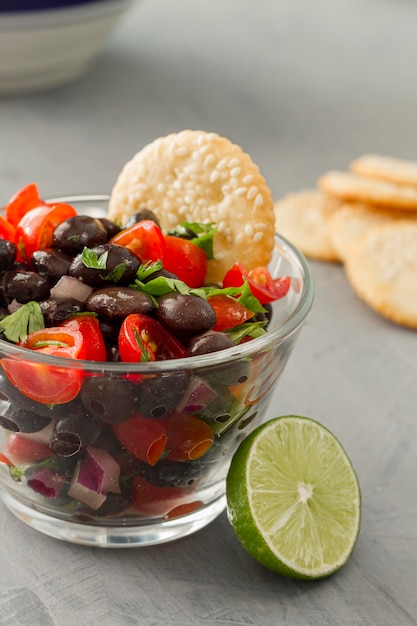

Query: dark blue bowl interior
[0,0,106,12]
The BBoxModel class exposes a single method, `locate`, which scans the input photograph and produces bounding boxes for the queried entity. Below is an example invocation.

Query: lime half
[226,415,361,579]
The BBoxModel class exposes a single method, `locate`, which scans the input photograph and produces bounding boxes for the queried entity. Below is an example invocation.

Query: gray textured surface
[1,0,417,624]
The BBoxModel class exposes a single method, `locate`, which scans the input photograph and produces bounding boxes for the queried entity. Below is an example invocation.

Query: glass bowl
[0,195,314,547]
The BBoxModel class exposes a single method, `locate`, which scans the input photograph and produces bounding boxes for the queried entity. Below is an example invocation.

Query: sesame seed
[243,175,254,184]
[253,232,264,242]
[228,158,239,167]
[244,224,254,236]
[175,146,189,157]
[178,205,188,215]
[255,194,264,206]
[230,167,241,177]
[217,159,227,170]
[204,154,216,167]
[192,150,202,161]
[210,170,220,183]
[230,178,238,189]
[157,183,165,193]
[247,186,258,199]
[218,220,226,232]
[235,233,244,246]
[235,187,247,196]
[168,213,178,225]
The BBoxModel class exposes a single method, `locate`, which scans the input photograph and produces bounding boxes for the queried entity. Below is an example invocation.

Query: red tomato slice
[0,216,17,242]
[1,327,85,404]
[112,413,167,466]
[5,183,46,227]
[131,475,197,517]
[118,314,188,362]
[208,293,254,331]
[159,411,214,461]
[223,262,291,304]
[2,357,83,405]
[4,433,53,465]
[15,202,77,262]
[248,267,291,302]
[163,235,207,288]
[110,220,166,264]
[60,315,106,361]
[22,327,86,359]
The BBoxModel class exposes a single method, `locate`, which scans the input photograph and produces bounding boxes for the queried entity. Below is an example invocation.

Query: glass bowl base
[0,491,227,547]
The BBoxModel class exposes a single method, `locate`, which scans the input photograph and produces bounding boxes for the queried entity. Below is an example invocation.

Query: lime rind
[226,415,361,580]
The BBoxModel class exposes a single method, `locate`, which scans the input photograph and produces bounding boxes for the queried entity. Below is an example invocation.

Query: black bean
[40,297,86,326]
[0,240,17,271]
[0,404,51,433]
[135,372,190,419]
[87,286,154,320]
[155,292,216,339]
[98,217,121,240]
[0,270,50,306]
[31,249,73,284]
[125,209,161,229]
[80,376,141,424]
[51,413,104,457]
[69,244,140,287]
[188,330,234,355]
[53,215,108,255]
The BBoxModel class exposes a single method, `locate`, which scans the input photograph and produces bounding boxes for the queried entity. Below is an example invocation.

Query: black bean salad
[0,184,291,519]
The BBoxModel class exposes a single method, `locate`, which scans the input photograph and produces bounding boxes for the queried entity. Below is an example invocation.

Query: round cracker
[317,170,417,211]
[273,189,340,262]
[108,130,275,283]
[350,154,417,187]
[327,202,417,262]
[344,220,417,328]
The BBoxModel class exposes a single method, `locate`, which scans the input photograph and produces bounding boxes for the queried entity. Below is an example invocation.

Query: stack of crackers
[274,154,417,329]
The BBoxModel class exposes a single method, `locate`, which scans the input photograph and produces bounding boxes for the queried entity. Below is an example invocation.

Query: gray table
[1,1,416,624]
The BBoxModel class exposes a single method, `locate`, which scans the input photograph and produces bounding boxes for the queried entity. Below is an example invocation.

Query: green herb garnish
[168,222,216,259]
[0,301,44,344]
[81,247,108,269]
[226,321,267,344]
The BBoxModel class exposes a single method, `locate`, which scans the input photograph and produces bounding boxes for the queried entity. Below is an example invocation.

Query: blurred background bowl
[0,0,135,96]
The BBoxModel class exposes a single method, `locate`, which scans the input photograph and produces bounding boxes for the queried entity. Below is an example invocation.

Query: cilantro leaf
[203,279,266,314]
[226,321,267,344]
[0,301,45,344]
[168,222,216,260]
[81,247,108,269]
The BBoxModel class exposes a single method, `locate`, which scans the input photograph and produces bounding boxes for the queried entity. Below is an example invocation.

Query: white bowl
[0,0,135,96]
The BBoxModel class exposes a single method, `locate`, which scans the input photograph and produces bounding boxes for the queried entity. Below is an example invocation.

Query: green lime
[226,415,361,579]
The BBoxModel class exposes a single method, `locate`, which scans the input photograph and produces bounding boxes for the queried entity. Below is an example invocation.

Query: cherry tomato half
[118,314,188,362]
[131,475,197,517]
[15,202,77,262]
[159,411,214,461]
[223,262,291,305]
[163,235,207,288]
[110,220,166,264]
[112,413,167,466]
[208,293,254,331]
[1,327,86,404]
[60,315,106,362]
[0,216,16,242]
[1,357,83,405]
[4,183,46,227]
[4,433,53,466]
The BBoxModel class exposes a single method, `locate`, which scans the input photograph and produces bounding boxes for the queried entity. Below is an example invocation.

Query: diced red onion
[176,375,217,413]
[27,467,65,499]
[67,446,120,509]
[50,276,93,303]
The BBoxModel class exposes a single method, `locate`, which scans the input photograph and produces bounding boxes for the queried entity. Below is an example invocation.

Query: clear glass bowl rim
[0,194,314,374]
